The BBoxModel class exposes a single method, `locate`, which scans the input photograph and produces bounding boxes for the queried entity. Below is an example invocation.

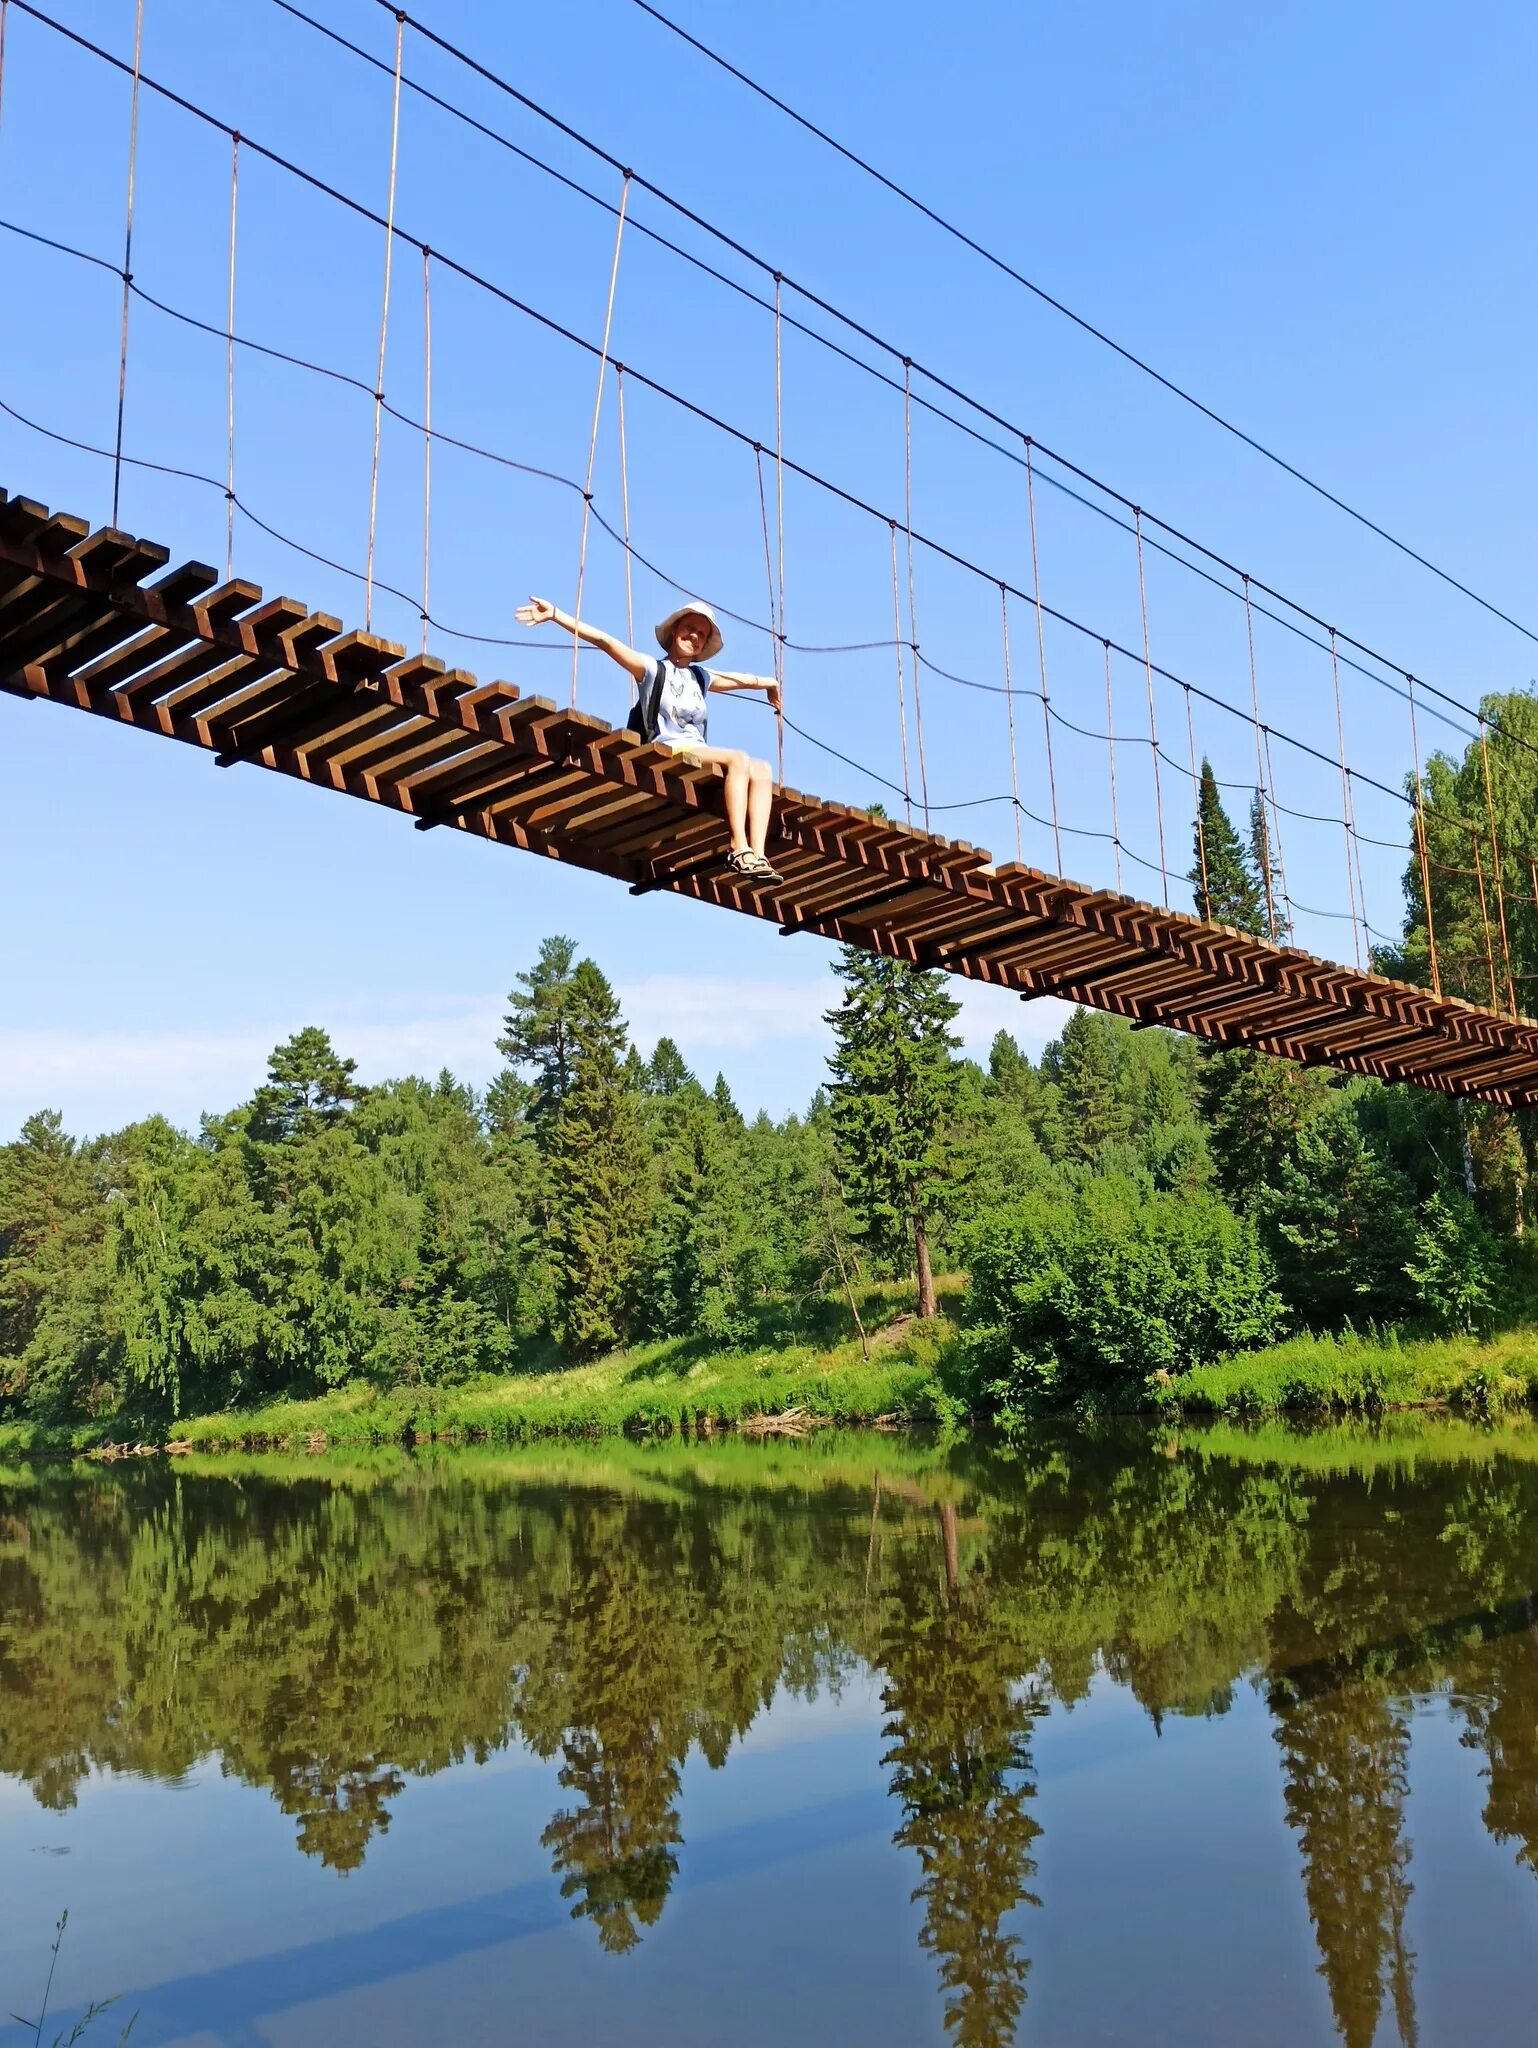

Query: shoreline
[6,1320,1538,1460]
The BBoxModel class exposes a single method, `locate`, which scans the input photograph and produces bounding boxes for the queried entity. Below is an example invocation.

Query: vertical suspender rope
[1328,630,1365,969]
[1477,716,1517,1014]
[998,586,1023,863]
[0,0,9,138]
[1261,723,1294,934]
[1133,509,1170,904]
[571,169,631,707]
[1184,685,1209,911]
[1405,675,1441,998]
[901,361,931,829]
[1242,575,1279,941]
[111,0,146,531]
[616,363,634,655]
[365,10,405,633]
[420,245,433,653]
[1023,440,1063,876]
[889,521,913,824]
[773,272,786,782]
[224,132,239,582]
[1345,764,1372,964]
[1472,831,1500,1011]
[1103,640,1123,893]
[753,443,780,715]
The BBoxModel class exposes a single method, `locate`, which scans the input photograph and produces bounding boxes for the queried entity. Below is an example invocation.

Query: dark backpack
[625,659,710,743]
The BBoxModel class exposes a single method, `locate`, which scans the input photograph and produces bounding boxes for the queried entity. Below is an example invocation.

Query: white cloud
[0,979,1076,1140]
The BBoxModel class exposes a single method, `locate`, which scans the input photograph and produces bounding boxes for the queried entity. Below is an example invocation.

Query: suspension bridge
[6,482,1538,1104]
[3,0,1538,1104]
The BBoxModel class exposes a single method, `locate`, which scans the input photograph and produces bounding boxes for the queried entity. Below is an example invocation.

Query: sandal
[726,848,784,885]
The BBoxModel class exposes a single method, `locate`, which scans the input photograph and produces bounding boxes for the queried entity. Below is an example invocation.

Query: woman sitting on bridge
[516,594,783,882]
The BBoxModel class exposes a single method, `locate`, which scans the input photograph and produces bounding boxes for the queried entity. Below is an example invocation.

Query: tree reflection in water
[6,1422,1538,2044]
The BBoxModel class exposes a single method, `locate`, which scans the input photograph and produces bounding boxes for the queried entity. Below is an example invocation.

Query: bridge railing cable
[623,0,1538,654]
[4,0,1537,1012]
[262,0,1536,771]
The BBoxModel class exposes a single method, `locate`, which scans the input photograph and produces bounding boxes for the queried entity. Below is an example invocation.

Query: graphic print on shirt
[651,658,710,746]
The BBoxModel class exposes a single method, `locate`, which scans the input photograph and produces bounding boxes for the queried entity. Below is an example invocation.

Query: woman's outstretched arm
[708,669,782,710]
[515,596,650,682]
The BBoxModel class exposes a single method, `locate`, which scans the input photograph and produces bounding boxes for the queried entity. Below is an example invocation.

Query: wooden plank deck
[5,484,1538,1106]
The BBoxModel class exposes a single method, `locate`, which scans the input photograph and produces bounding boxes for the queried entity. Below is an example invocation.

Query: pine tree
[496,935,582,1136]
[825,948,960,1318]
[545,961,651,1359]
[1189,759,1264,933]
[248,1027,360,1144]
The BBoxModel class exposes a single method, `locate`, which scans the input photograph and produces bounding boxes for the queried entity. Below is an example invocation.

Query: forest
[3,695,1537,1426]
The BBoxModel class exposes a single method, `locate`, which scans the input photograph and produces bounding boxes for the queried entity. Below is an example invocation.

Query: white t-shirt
[648,657,712,745]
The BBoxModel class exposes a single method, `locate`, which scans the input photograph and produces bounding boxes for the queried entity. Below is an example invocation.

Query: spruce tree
[1248,790,1289,942]
[1190,759,1264,933]
[545,961,650,1360]
[496,936,582,1135]
[645,1038,695,1097]
[1053,1008,1128,1163]
[824,948,960,1318]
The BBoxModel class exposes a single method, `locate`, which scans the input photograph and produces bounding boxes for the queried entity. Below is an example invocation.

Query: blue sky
[2,0,1535,1138]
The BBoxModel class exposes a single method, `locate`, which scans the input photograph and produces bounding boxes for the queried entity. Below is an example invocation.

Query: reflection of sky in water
[4,1432,1538,2045]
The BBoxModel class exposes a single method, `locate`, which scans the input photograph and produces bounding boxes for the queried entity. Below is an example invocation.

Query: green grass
[0,1277,967,1455]
[1163,1322,1538,1420]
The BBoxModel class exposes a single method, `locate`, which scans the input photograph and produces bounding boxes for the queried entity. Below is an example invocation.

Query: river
[4,1419,1538,2045]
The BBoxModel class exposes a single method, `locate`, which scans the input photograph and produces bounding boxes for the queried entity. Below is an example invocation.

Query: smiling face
[669,613,713,661]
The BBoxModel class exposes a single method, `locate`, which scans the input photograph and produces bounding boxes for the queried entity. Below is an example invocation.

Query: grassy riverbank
[0,1281,964,1455]
[1160,1324,1538,1419]
[6,1291,1538,1458]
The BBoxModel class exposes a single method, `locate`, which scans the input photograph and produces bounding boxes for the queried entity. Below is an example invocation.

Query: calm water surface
[5,1421,1538,2045]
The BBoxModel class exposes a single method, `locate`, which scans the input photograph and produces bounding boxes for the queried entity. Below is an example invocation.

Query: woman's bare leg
[747,759,773,856]
[665,743,752,851]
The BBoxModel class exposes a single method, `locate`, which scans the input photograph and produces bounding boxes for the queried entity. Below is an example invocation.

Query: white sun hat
[654,599,724,662]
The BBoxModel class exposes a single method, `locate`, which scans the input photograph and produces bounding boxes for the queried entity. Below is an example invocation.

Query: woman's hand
[766,680,783,713]
[516,596,559,629]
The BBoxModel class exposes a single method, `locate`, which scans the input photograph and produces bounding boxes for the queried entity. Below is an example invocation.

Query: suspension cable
[773,270,786,781]
[1023,439,1063,875]
[753,440,779,700]
[1102,640,1124,893]
[20,0,1531,782]
[1327,630,1365,968]
[364,8,405,631]
[616,361,634,657]
[1133,509,1169,903]
[1405,672,1441,998]
[224,130,239,580]
[1240,575,1278,940]
[571,169,630,707]
[1477,715,1518,1014]
[420,243,432,652]
[901,361,930,828]
[1185,689,1209,913]
[110,0,145,530]
[998,585,1022,863]
[1260,723,1295,936]
[1471,831,1500,1011]
[12,9,1538,966]
[888,521,913,823]
[13,0,1536,779]
[622,0,1538,655]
